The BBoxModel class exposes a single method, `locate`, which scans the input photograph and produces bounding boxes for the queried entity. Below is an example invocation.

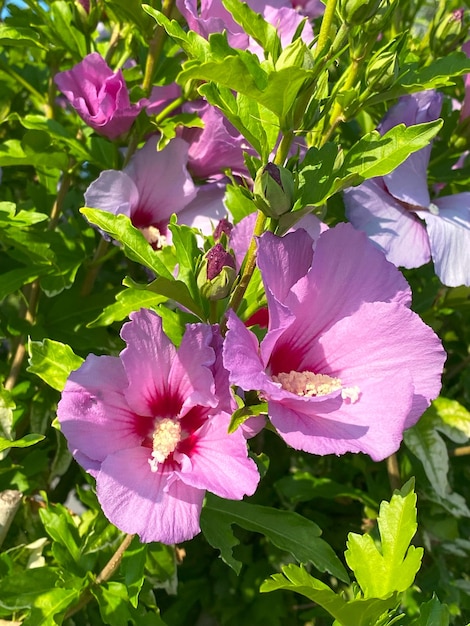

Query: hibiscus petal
[121,309,177,416]
[84,170,138,218]
[418,194,470,286]
[268,368,410,462]
[97,447,204,544]
[311,301,445,429]
[175,414,259,498]
[344,179,431,269]
[168,323,217,414]
[128,137,197,222]
[57,355,144,468]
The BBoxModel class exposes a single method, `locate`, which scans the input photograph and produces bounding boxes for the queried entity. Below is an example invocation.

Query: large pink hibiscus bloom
[58,309,259,544]
[223,224,445,461]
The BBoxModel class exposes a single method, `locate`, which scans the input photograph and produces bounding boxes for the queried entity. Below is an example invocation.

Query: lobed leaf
[27,338,84,391]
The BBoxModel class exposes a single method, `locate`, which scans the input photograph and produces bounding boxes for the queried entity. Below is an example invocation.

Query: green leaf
[275,473,379,510]
[201,495,348,581]
[48,0,88,58]
[27,339,84,391]
[367,53,470,106]
[261,564,398,626]
[222,0,281,60]
[339,121,443,181]
[224,183,258,223]
[0,433,45,453]
[38,501,82,566]
[404,398,470,507]
[0,139,68,170]
[121,538,147,608]
[91,582,133,626]
[87,288,168,327]
[125,275,205,320]
[0,24,46,48]
[0,266,47,300]
[410,596,450,626]
[168,220,203,303]
[0,387,15,459]
[344,479,423,598]
[228,402,267,433]
[142,6,210,60]
[81,208,174,279]
[22,587,81,626]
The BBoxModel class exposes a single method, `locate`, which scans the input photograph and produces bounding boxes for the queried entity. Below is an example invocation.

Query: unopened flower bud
[338,0,383,25]
[431,9,468,56]
[253,163,295,219]
[213,218,233,242]
[197,243,236,300]
[365,48,399,91]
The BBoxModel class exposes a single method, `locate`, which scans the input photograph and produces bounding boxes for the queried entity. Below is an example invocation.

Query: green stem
[321,57,360,146]
[142,0,176,96]
[314,0,338,60]
[386,453,401,492]
[155,96,185,124]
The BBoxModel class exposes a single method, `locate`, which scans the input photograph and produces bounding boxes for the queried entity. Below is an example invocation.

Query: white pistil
[428,202,439,215]
[149,418,181,472]
[141,225,167,248]
[272,370,360,403]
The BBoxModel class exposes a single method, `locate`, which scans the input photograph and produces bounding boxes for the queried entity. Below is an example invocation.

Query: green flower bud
[197,243,236,301]
[253,163,295,219]
[431,9,468,56]
[365,48,399,91]
[338,0,383,25]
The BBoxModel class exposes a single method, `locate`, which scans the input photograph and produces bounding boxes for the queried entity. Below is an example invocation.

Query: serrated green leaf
[91,582,133,626]
[27,338,84,391]
[222,0,281,60]
[410,595,450,626]
[345,479,423,598]
[39,502,82,565]
[22,586,81,626]
[201,495,348,581]
[0,433,45,453]
[338,121,442,184]
[48,0,87,58]
[81,208,174,279]
[87,288,168,327]
[142,5,210,60]
[261,564,398,626]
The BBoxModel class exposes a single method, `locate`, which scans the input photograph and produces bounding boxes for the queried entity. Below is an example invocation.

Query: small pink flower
[85,136,231,246]
[55,53,143,139]
[58,309,259,544]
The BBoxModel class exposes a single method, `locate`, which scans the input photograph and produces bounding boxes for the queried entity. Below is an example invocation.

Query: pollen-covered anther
[272,370,361,403]
[273,370,343,397]
[149,418,182,471]
[141,225,167,248]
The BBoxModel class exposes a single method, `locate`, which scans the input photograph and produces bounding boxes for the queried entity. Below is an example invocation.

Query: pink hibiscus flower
[223,224,446,461]
[58,309,259,544]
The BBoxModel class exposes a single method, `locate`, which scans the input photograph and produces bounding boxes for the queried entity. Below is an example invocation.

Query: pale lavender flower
[84,136,229,246]
[55,53,143,140]
[58,309,259,544]
[223,224,445,461]
[344,90,470,286]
